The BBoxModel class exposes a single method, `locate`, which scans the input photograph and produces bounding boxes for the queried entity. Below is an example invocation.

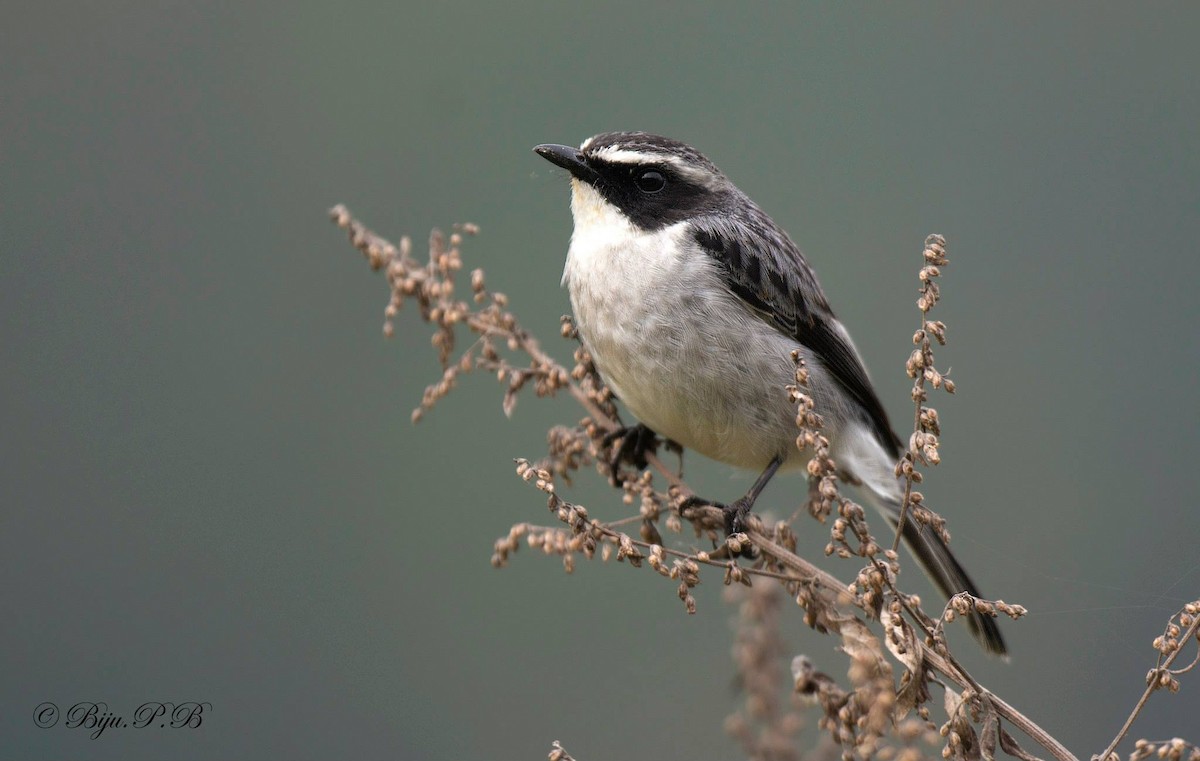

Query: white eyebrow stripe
[592,146,682,166]
[589,146,714,184]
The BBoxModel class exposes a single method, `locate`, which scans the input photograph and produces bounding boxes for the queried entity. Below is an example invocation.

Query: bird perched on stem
[535,132,1005,655]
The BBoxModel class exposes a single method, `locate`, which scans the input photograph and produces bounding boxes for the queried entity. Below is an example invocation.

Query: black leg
[677,454,785,536]
[722,454,785,535]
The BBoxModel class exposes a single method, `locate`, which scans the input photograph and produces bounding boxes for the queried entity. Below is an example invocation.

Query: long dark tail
[890,512,1007,656]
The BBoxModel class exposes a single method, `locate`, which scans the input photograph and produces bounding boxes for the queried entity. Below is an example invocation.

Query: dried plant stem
[894,235,953,554]
[893,388,925,556]
[1094,610,1200,761]
[517,516,800,583]
[746,523,1075,761]
[892,419,923,553]
[329,206,1190,761]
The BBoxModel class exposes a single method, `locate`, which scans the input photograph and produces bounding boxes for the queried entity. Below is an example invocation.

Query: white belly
[559,181,903,505]
[562,182,804,470]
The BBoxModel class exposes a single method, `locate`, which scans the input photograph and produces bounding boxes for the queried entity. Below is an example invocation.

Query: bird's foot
[677,495,754,534]
[600,423,661,483]
[722,496,755,536]
[677,495,757,558]
[677,494,723,523]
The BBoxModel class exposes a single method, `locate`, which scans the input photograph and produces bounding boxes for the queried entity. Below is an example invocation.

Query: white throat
[562,181,637,284]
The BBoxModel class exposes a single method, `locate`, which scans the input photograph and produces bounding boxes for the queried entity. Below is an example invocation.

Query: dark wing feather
[692,208,902,457]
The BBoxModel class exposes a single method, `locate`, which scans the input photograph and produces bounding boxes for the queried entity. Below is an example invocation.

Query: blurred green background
[3,3,1198,759]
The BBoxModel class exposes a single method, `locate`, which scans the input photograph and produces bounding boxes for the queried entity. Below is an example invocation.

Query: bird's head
[534,132,733,232]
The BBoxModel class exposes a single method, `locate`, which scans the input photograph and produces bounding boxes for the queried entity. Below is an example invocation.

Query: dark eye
[635,170,666,194]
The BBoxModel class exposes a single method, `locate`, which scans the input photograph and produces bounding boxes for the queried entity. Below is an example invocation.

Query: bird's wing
[691,209,902,456]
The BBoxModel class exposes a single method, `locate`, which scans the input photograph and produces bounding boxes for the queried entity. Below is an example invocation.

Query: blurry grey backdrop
[3,3,1198,760]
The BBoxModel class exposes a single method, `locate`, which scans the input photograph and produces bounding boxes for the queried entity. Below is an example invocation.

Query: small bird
[535,132,1005,655]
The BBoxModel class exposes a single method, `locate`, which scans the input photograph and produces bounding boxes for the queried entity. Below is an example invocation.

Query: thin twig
[1094,611,1200,761]
[519,518,800,583]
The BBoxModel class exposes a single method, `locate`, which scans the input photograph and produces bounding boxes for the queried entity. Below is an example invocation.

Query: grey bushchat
[535,132,1005,655]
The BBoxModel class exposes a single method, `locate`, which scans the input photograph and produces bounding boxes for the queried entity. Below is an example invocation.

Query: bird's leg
[722,454,785,535]
[678,454,785,536]
[599,423,667,484]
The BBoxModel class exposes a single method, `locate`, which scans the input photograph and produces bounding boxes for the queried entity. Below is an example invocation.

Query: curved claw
[723,497,754,536]
[600,424,661,481]
[677,495,752,535]
[677,495,756,559]
[678,495,726,522]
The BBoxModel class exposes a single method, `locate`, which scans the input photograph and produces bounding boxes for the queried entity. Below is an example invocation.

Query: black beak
[534,143,599,184]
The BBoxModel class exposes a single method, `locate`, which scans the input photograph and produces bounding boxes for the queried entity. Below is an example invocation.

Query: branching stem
[1095,611,1200,761]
